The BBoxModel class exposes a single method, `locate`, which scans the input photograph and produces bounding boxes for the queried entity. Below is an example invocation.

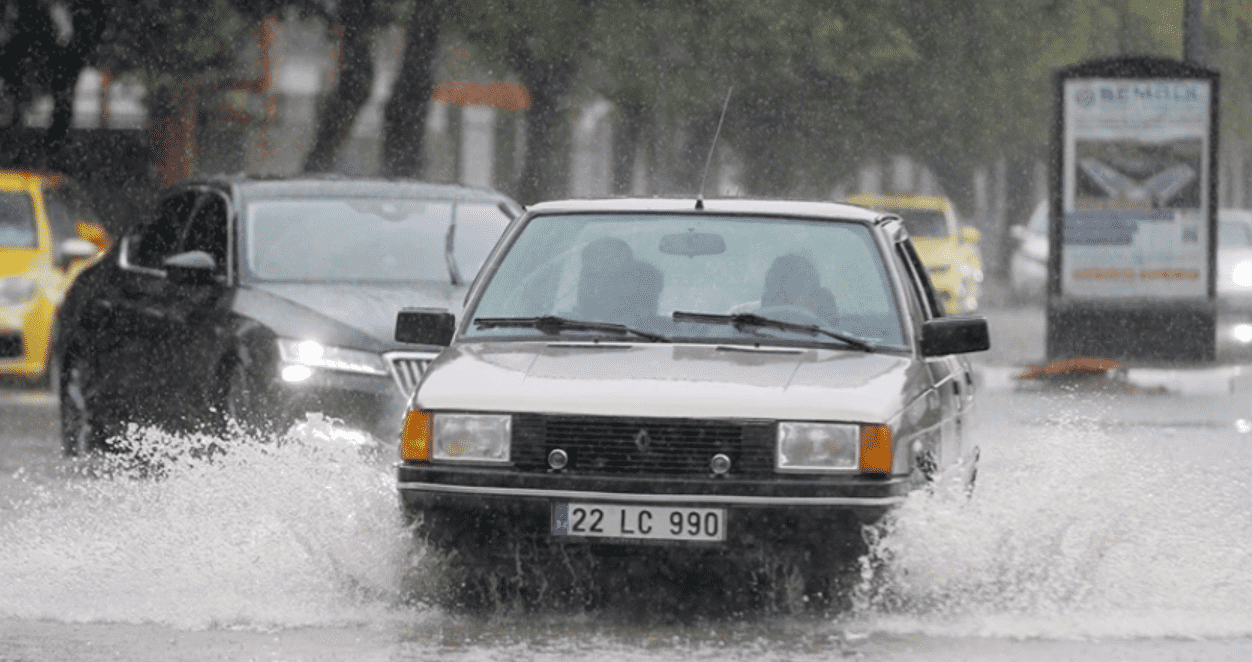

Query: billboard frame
[1047,56,1220,364]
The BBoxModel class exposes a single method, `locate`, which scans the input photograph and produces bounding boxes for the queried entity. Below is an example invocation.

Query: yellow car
[1,170,111,382]
[844,193,983,314]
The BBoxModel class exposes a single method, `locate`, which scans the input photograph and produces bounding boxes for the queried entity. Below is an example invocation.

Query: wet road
[4,303,1252,660]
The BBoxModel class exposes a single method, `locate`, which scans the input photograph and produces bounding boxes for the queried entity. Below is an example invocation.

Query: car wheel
[58,348,109,456]
[220,360,277,435]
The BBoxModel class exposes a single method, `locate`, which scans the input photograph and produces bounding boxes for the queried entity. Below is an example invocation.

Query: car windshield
[243,198,510,283]
[0,191,36,248]
[894,209,949,238]
[466,213,905,348]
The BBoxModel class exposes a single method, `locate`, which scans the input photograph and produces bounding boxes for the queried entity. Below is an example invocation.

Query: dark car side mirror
[396,308,456,346]
[921,316,990,356]
[164,250,219,286]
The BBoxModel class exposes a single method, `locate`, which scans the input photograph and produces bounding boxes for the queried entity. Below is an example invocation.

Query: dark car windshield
[466,213,905,348]
[0,191,36,248]
[243,198,511,283]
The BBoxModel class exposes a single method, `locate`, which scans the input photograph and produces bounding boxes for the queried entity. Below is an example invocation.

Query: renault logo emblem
[633,428,652,452]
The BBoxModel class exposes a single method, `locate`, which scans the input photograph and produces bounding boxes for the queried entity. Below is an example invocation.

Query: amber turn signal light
[859,424,893,474]
[401,410,432,461]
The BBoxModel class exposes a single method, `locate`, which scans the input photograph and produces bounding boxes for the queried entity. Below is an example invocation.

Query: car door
[896,238,969,474]
[96,189,200,422]
[157,188,236,413]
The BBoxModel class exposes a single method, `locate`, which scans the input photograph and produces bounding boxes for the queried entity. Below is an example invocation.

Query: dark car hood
[236,280,466,351]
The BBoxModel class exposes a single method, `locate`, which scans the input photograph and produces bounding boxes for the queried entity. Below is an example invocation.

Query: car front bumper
[398,464,909,550]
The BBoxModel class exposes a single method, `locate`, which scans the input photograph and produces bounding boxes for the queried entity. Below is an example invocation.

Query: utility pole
[1183,0,1204,64]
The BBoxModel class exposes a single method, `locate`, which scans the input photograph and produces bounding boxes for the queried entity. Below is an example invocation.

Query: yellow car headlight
[1231,260,1252,288]
[0,277,37,306]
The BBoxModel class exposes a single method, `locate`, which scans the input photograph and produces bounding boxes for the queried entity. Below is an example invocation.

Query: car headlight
[1232,260,1252,288]
[276,338,388,380]
[0,277,37,306]
[776,421,893,474]
[418,412,511,463]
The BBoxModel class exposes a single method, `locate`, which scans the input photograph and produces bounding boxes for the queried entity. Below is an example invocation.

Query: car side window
[128,191,197,271]
[180,192,229,273]
[896,240,943,320]
[43,187,78,244]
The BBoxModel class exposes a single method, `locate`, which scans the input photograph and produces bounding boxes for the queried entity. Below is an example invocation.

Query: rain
[3,0,1252,659]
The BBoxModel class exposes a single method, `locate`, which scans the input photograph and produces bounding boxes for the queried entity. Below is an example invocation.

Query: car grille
[384,351,439,396]
[512,414,775,476]
[0,333,22,359]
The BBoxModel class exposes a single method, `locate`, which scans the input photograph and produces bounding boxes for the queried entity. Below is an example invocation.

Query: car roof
[0,169,63,190]
[186,174,517,204]
[525,197,888,223]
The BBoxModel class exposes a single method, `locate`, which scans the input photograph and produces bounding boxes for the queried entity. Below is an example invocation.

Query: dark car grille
[0,332,22,359]
[512,414,775,476]
[385,351,439,396]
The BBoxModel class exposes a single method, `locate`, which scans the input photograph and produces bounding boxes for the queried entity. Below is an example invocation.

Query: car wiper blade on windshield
[671,311,875,351]
[473,316,669,343]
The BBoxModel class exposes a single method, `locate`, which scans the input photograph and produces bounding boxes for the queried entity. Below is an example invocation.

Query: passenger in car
[574,237,664,326]
[761,253,839,326]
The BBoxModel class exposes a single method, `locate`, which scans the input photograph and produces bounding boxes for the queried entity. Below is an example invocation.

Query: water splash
[849,391,1252,639]
[0,414,430,630]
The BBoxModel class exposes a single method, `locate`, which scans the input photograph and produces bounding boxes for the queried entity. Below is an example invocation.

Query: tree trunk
[610,99,646,195]
[381,0,443,178]
[303,0,376,174]
[516,58,576,204]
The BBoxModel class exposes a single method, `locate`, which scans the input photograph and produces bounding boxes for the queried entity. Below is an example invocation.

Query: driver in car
[573,237,665,327]
[761,253,839,326]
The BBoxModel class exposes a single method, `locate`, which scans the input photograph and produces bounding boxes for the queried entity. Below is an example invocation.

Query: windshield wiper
[671,311,874,351]
[474,316,669,343]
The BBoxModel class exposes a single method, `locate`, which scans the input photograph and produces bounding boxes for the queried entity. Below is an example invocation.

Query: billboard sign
[1049,57,1219,363]
[1061,77,1211,299]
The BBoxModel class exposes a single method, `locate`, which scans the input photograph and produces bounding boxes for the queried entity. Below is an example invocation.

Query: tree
[302,0,380,173]
[0,0,107,153]
[382,0,449,178]
[454,0,594,204]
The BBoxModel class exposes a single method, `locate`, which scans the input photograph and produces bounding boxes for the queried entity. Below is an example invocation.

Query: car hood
[238,281,466,351]
[415,341,924,422]
[0,248,37,277]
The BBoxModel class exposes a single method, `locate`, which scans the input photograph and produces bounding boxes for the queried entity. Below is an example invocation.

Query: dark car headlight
[776,421,893,474]
[276,338,388,382]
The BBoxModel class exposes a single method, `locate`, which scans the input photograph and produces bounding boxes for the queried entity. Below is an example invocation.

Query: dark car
[391,197,988,597]
[55,176,520,455]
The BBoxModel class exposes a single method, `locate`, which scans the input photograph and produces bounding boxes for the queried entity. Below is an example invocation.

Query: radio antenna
[696,86,733,210]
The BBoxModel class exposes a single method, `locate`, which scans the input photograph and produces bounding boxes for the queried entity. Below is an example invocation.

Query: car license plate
[552,503,725,542]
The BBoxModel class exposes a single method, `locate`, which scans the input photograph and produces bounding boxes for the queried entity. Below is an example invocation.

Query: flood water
[3,352,1252,659]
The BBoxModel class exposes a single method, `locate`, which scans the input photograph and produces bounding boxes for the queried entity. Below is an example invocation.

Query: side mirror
[921,316,990,356]
[76,221,113,252]
[164,250,218,286]
[396,308,456,346]
[959,225,981,244]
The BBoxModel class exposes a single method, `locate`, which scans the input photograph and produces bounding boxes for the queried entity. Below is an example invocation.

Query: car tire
[57,346,110,456]
[220,359,277,435]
